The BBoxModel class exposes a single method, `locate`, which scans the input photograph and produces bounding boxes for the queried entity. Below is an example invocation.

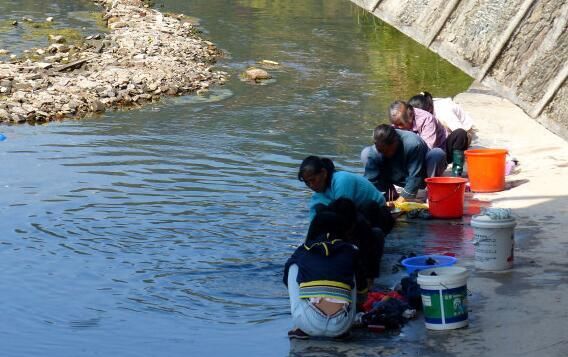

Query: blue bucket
[401,255,458,274]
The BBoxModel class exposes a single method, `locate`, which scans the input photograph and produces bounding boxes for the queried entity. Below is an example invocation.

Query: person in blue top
[298,156,394,235]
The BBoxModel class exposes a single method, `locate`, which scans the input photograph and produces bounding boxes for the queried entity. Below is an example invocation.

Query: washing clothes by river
[284,90,520,340]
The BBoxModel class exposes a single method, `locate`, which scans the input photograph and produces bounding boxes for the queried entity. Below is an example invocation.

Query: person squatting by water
[408,91,474,139]
[298,155,394,235]
[361,124,442,203]
[284,198,381,339]
[388,100,469,176]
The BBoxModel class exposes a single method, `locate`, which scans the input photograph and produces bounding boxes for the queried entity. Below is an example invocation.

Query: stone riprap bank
[351,0,568,140]
[0,0,227,124]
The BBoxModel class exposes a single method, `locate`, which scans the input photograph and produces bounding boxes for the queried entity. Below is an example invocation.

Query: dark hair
[388,100,413,126]
[408,91,434,114]
[328,198,358,236]
[298,155,335,184]
[373,124,398,146]
[306,198,357,243]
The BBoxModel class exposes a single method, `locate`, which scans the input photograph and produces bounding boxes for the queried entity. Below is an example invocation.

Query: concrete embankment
[350,0,568,140]
[0,0,227,124]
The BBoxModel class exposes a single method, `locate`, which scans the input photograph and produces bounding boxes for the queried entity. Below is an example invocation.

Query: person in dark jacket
[307,198,385,289]
[361,124,446,203]
[284,203,364,339]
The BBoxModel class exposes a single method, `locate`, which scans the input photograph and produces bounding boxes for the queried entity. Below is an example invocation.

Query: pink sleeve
[420,114,438,149]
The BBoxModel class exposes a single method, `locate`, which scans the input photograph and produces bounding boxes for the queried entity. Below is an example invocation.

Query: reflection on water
[0,0,472,355]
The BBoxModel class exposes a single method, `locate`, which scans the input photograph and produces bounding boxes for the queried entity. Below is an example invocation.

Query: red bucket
[425,177,468,219]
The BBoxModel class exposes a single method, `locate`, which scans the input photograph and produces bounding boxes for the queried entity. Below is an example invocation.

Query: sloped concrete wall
[351,0,568,140]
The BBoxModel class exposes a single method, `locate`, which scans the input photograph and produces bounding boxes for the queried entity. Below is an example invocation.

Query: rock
[23,17,33,22]
[36,62,53,70]
[89,100,106,112]
[0,70,13,80]
[10,113,24,123]
[0,0,228,125]
[259,59,279,66]
[166,85,179,95]
[109,21,128,30]
[26,73,42,80]
[77,78,98,90]
[67,100,81,111]
[22,103,36,114]
[12,82,33,92]
[48,44,69,54]
[48,35,66,44]
[0,109,11,121]
[0,49,10,55]
[46,17,54,22]
[244,67,271,82]
[11,21,18,26]
[9,55,17,60]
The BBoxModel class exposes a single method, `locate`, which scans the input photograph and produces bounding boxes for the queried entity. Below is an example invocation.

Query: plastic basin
[401,255,458,274]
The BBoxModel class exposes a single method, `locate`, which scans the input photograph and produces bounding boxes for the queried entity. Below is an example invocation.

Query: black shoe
[288,328,310,340]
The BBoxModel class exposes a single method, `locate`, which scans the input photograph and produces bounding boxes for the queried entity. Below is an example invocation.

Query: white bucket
[417,266,469,330]
[471,215,516,270]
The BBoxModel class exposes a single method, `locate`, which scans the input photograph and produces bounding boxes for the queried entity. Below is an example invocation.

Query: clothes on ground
[478,208,513,220]
[393,201,429,212]
[406,208,431,219]
[362,291,405,312]
[359,292,416,330]
[433,97,474,134]
[397,274,422,310]
[362,130,445,198]
[286,264,356,338]
[308,170,386,220]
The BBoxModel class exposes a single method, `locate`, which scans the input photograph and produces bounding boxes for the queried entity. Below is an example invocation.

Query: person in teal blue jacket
[298,156,393,234]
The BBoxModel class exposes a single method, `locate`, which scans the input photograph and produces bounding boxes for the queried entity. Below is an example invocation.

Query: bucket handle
[428,183,464,203]
[440,282,473,297]
[472,238,492,246]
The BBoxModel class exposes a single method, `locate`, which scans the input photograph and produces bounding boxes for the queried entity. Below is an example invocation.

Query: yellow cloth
[394,201,429,212]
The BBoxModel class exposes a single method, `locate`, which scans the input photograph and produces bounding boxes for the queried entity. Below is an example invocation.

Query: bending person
[361,124,438,202]
[408,91,474,136]
[307,198,385,289]
[389,100,468,176]
[298,155,393,234]
[284,205,364,339]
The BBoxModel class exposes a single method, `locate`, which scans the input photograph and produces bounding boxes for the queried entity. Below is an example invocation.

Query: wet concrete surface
[291,179,567,356]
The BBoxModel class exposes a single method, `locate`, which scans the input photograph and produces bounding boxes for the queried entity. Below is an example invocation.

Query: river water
[0,0,472,355]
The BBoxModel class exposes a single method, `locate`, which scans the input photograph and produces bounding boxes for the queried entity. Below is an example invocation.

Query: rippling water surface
[0,0,472,355]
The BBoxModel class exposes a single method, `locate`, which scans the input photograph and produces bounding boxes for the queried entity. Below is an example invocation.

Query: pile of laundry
[355,275,422,332]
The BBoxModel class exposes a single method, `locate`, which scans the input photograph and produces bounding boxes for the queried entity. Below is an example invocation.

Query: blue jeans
[287,264,356,337]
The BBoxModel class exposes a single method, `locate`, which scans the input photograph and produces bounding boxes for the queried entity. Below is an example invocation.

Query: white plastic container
[417,266,469,330]
[471,215,516,270]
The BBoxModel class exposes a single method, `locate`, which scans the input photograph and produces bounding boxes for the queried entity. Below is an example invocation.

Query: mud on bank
[0,0,227,124]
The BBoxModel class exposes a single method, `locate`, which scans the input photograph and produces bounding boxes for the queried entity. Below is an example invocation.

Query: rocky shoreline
[0,0,227,124]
